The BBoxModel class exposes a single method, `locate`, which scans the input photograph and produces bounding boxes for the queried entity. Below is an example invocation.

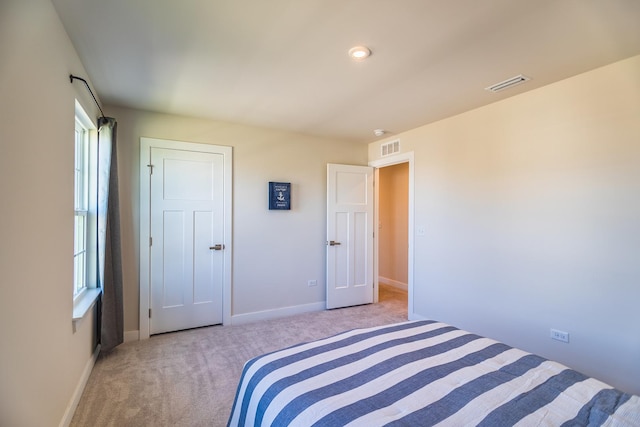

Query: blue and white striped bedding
[228,320,640,426]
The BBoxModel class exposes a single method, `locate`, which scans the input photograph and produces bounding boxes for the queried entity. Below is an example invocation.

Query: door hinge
[149,237,152,246]
[149,308,152,318]
[147,164,154,174]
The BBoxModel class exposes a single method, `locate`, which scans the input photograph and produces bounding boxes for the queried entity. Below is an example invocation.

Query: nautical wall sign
[269,182,291,210]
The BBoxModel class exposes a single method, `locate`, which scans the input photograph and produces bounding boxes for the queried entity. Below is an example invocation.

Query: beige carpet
[70,285,408,427]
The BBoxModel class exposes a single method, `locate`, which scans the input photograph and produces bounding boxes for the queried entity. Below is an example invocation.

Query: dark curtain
[97,117,123,351]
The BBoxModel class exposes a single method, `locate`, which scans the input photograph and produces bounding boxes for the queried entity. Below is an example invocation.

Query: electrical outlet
[550,328,569,343]
[416,225,426,236]
[308,280,317,287]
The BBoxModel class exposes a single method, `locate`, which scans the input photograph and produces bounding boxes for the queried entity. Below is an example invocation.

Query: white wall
[369,55,640,395]
[106,106,367,332]
[0,0,102,425]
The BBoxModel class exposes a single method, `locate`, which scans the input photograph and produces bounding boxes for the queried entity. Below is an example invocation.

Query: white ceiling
[51,0,640,143]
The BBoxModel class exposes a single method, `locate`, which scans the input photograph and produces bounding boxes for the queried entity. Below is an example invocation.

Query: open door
[326,163,374,309]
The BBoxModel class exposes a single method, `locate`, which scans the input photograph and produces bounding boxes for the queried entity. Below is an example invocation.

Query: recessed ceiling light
[348,46,371,61]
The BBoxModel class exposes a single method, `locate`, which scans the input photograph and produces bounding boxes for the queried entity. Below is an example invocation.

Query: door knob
[327,240,341,246]
[209,244,225,250]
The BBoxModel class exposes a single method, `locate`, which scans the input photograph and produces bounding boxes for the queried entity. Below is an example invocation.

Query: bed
[227,320,640,426]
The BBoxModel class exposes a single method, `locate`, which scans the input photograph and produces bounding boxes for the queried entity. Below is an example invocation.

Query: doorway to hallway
[371,152,414,318]
[378,162,409,295]
[377,163,409,312]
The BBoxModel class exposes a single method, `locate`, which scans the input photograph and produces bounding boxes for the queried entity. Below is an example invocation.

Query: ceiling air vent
[485,74,530,93]
[381,139,400,157]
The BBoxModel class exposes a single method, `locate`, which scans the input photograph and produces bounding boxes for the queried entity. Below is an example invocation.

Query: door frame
[139,137,232,339]
[369,151,415,319]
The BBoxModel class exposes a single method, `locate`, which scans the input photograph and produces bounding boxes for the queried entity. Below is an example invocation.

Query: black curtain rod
[69,74,106,119]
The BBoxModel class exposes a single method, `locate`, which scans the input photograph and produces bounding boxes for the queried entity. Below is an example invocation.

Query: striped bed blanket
[228,320,640,426]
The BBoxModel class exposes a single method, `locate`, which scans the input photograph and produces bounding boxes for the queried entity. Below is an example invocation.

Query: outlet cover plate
[550,328,569,343]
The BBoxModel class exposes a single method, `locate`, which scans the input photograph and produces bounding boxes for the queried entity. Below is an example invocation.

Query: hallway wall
[378,163,409,289]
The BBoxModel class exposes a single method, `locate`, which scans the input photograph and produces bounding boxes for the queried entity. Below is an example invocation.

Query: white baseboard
[124,330,139,342]
[59,344,101,427]
[231,301,325,325]
[379,276,408,292]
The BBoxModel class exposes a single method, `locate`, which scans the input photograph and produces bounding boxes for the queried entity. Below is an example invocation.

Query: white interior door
[144,144,228,335]
[326,163,374,309]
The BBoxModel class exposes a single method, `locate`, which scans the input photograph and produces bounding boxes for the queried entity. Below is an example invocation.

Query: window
[74,118,89,297]
[73,101,100,322]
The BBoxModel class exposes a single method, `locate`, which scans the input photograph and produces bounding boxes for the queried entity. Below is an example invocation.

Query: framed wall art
[269,182,291,210]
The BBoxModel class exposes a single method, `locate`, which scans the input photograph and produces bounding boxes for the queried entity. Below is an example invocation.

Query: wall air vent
[381,139,400,157]
[485,74,531,93]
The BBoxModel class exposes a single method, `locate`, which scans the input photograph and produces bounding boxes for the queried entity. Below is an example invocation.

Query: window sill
[73,288,102,322]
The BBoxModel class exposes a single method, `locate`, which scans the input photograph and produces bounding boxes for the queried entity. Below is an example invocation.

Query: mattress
[228,320,640,426]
